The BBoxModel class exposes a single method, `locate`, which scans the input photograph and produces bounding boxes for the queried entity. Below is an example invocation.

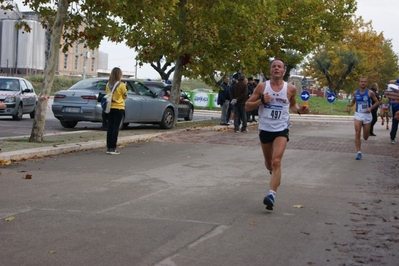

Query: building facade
[0,3,108,77]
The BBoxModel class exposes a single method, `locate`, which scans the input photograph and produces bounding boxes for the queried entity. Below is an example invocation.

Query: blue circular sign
[327,93,336,103]
[300,91,310,101]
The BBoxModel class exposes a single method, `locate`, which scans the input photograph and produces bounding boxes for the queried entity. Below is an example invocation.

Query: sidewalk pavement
[0,114,390,163]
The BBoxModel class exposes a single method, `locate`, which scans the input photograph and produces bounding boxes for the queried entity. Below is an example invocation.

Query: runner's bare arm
[288,84,309,114]
[245,83,265,111]
[346,92,356,113]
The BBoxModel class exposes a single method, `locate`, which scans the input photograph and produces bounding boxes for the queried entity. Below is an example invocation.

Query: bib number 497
[270,110,282,119]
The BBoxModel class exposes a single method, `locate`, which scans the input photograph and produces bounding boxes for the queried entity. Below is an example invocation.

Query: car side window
[134,82,153,97]
[97,81,107,92]
[20,80,28,92]
[24,80,35,92]
[125,82,137,94]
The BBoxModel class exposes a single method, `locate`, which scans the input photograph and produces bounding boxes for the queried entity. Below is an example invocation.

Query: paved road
[0,99,219,138]
[1,118,398,266]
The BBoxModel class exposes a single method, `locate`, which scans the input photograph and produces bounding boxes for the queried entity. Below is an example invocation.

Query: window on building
[75,42,79,54]
[91,58,95,71]
[63,54,68,69]
[74,56,78,70]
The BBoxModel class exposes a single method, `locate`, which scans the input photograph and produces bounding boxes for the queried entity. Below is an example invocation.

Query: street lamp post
[82,50,90,79]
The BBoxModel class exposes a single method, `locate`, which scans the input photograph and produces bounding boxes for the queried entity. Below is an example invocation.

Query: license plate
[63,107,81,113]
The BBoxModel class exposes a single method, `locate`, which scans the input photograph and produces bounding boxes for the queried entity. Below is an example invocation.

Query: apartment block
[0,3,108,77]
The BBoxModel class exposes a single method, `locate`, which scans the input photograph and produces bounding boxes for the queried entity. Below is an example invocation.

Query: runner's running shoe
[263,194,275,210]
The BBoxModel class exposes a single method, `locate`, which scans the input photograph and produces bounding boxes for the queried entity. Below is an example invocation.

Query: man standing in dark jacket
[218,77,230,125]
[230,74,248,132]
[369,82,380,136]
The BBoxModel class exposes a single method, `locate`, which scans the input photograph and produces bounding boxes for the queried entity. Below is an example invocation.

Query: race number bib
[358,102,368,113]
[262,105,283,119]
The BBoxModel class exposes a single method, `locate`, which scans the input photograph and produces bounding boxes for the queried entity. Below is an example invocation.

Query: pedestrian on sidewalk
[346,77,379,160]
[217,77,230,125]
[386,79,399,144]
[369,82,380,136]
[385,81,399,121]
[245,58,310,211]
[230,74,248,133]
[105,67,127,155]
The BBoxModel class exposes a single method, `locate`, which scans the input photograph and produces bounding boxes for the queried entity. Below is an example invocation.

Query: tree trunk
[29,0,69,142]
[171,57,183,126]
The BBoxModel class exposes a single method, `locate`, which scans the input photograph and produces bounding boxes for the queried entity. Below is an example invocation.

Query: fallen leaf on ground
[49,250,57,254]
[5,216,15,222]
[293,205,304,208]
[0,160,12,166]
[249,221,257,227]
[24,174,32,179]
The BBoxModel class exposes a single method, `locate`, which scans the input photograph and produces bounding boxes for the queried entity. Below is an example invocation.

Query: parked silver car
[52,78,178,129]
[142,81,194,121]
[0,77,37,120]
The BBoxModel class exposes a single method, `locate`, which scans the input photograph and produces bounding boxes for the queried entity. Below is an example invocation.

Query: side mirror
[23,88,32,93]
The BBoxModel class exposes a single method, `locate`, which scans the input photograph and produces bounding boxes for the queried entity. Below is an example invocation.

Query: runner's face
[270,60,285,79]
[359,78,367,89]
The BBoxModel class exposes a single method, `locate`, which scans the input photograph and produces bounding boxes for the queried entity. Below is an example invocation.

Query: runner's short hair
[270,58,286,69]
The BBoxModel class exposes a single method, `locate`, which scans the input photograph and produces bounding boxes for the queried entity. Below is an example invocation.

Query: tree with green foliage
[0,0,358,136]
[377,39,399,91]
[303,16,394,96]
[118,0,356,106]
[0,0,129,142]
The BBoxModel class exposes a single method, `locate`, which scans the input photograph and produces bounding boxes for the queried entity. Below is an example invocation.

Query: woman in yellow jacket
[105,67,127,155]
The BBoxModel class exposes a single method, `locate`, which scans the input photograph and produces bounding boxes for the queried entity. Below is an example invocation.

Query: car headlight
[3,96,16,103]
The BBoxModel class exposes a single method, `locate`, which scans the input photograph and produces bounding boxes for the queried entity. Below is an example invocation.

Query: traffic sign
[325,88,331,95]
[301,77,307,89]
[300,91,310,101]
[327,93,336,103]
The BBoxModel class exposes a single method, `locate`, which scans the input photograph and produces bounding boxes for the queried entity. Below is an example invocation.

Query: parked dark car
[52,78,178,129]
[0,77,37,120]
[143,81,194,121]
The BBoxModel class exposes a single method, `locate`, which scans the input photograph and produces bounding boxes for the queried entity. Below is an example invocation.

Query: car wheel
[12,104,23,120]
[60,120,78,128]
[184,107,194,121]
[30,108,36,119]
[160,108,175,129]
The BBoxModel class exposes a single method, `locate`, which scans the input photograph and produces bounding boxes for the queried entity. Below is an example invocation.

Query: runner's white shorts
[354,112,372,124]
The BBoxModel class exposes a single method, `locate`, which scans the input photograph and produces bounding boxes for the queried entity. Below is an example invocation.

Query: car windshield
[0,79,19,91]
[69,79,107,91]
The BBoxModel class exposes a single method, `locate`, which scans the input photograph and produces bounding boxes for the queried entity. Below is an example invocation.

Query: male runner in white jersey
[245,58,310,210]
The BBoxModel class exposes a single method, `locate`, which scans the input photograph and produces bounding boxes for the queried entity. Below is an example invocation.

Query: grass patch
[175,119,220,128]
[297,95,350,116]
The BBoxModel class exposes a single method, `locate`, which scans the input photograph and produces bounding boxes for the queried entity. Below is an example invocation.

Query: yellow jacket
[106,82,128,110]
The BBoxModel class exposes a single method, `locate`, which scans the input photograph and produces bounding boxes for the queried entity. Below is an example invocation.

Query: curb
[0,132,165,162]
